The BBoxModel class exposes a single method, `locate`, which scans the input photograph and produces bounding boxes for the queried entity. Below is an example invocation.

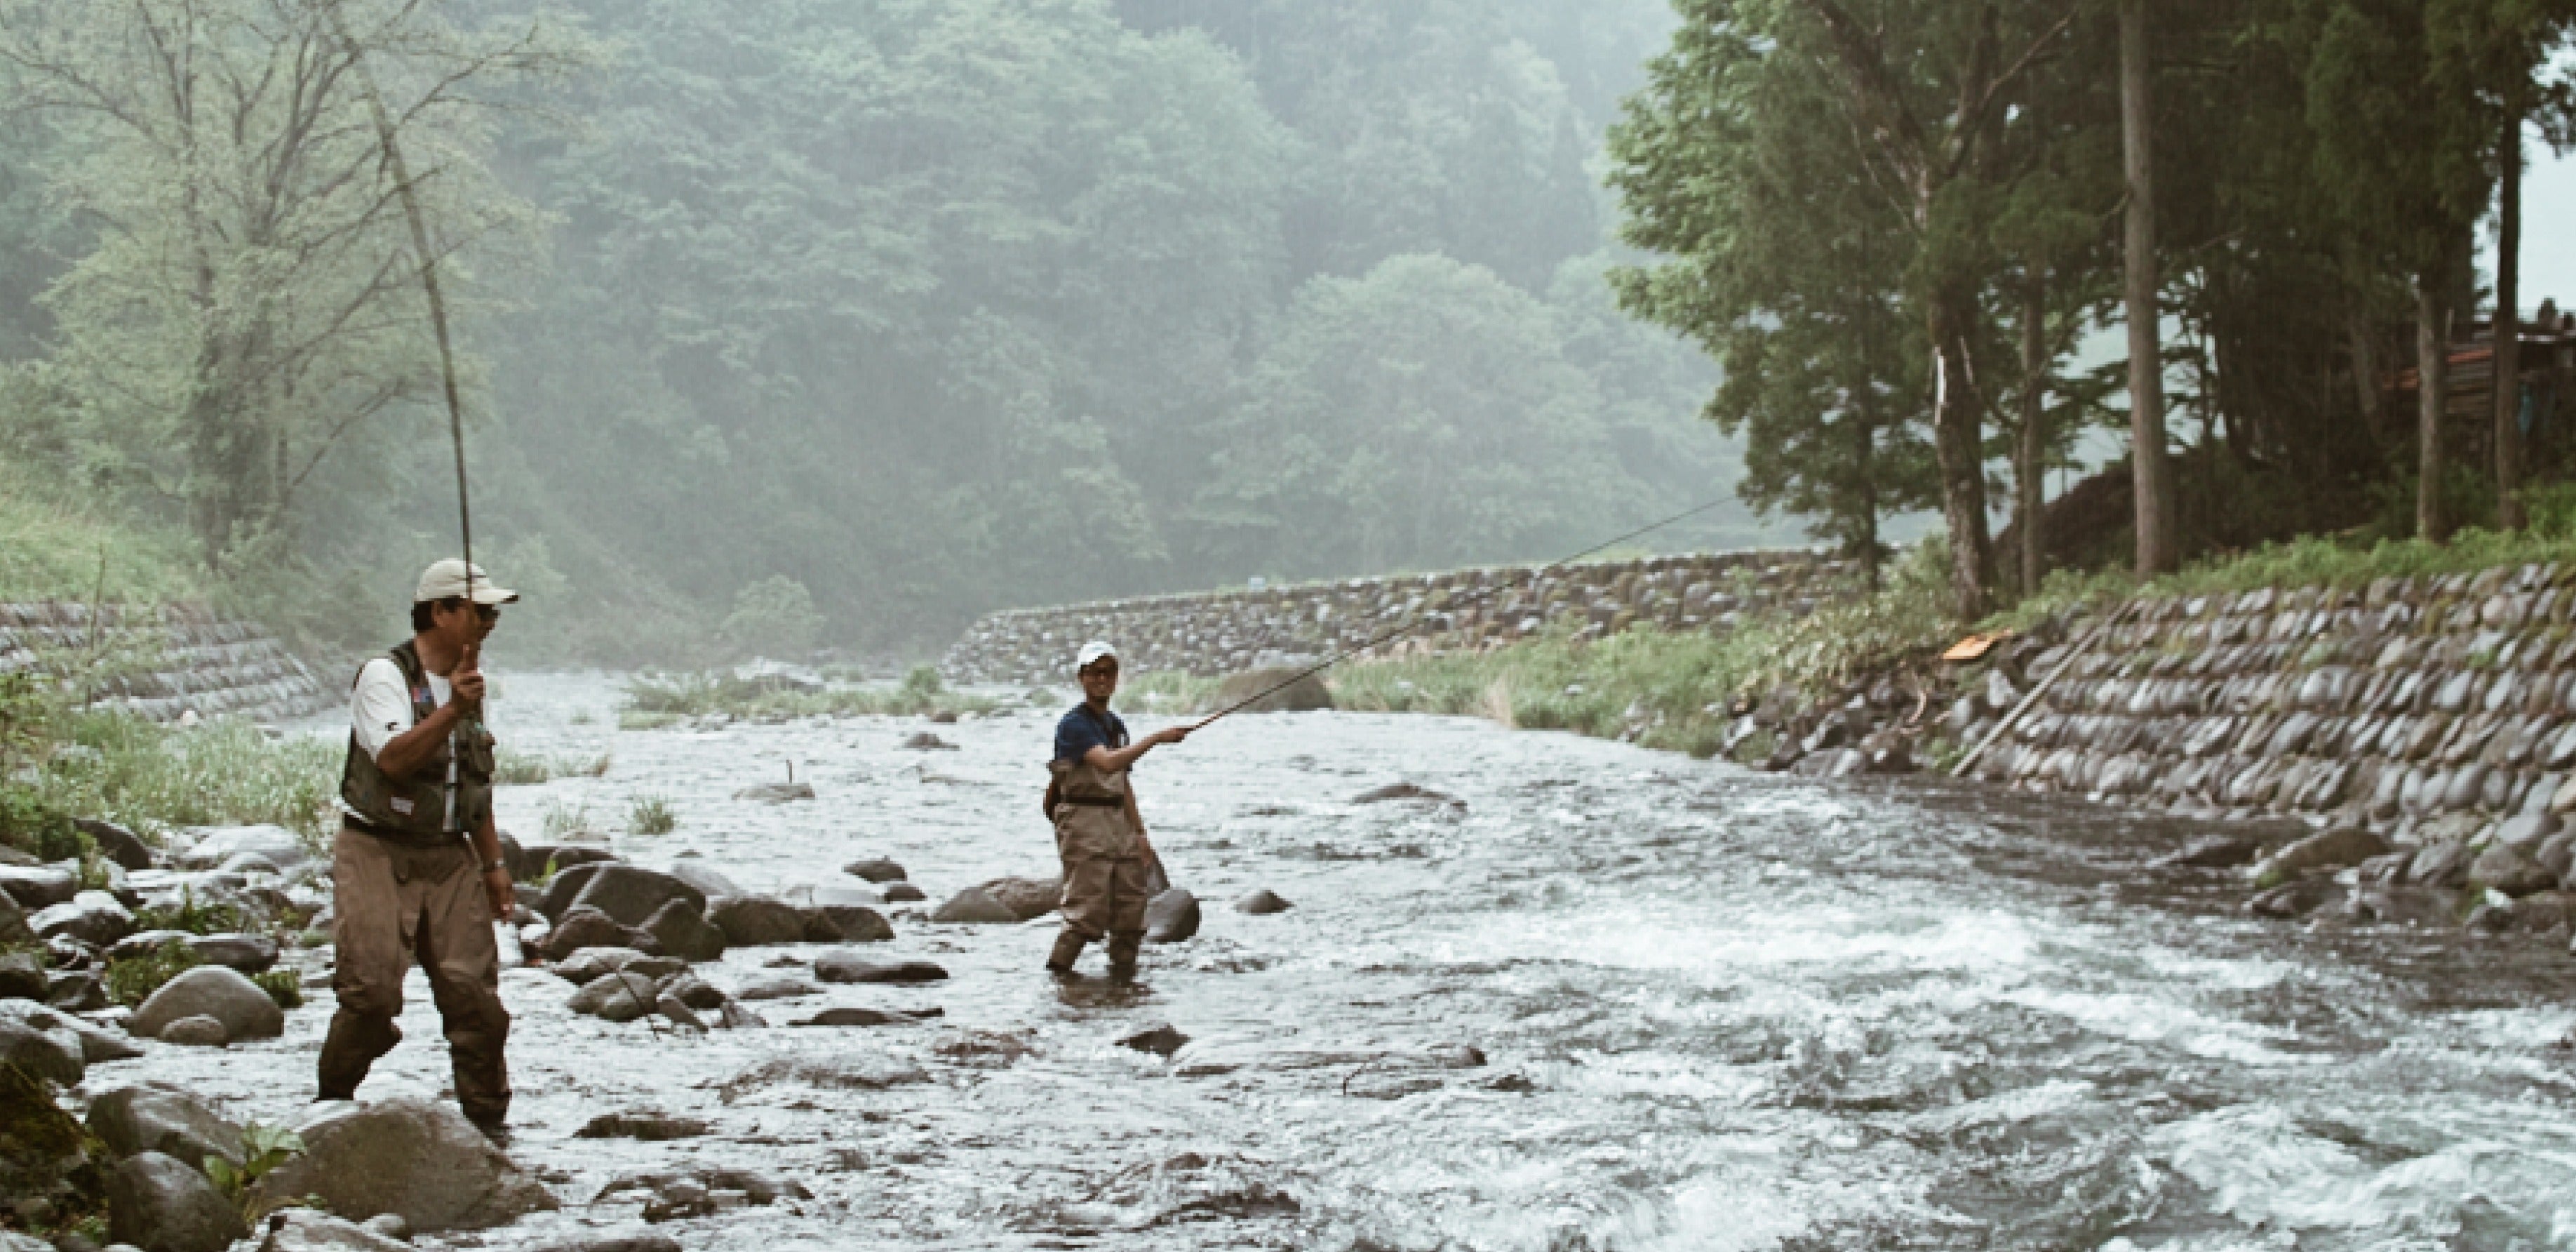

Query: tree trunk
[1855,236,1883,592]
[2417,267,2453,542]
[2348,312,2386,451]
[1928,280,1994,620]
[2119,0,2176,575]
[2017,259,2048,596]
[2494,100,2525,530]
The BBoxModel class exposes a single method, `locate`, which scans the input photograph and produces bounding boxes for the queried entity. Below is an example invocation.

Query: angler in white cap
[1040,639,1187,979]
[321,557,521,1138]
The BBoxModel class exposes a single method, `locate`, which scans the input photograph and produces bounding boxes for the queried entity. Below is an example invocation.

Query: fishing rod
[1188,497,1743,731]
[323,1,480,615]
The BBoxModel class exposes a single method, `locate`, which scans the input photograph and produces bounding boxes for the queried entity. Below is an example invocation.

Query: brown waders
[317,823,511,1125]
[1047,755,1151,977]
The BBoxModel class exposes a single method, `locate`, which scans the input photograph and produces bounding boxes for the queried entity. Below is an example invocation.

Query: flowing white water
[135,672,2576,1250]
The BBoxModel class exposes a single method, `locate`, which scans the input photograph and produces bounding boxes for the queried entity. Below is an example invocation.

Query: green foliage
[899,666,947,701]
[203,1122,306,1221]
[626,795,677,838]
[103,940,202,1008]
[250,971,302,1012]
[623,674,995,721]
[27,713,336,846]
[721,578,826,660]
[492,750,610,787]
[132,890,245,939]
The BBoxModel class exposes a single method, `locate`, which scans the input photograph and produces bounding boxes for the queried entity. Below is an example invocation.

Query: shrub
[628,795,677,837]
[250,970,302,1010]
[132,888,246,937]
[104,939,202,1007]
[720,575,825,659]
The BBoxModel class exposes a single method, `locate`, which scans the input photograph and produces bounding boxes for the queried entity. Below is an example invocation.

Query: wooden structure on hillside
[2392,304,2576,477]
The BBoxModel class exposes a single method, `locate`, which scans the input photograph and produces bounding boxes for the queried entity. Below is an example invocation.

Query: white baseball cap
[1075,640,1118,672]
[414,558,520,606]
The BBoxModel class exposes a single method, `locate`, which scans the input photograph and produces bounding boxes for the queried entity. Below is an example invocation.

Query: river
[145,672,2576,1250]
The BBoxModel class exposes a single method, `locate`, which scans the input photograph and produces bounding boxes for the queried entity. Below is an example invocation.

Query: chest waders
[1047,707,1152,975]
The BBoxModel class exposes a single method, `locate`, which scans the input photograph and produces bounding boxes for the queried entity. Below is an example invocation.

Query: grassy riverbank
[618,665,998,728]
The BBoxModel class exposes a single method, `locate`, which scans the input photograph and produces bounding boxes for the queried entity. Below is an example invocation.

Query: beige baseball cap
[414,558,519,606]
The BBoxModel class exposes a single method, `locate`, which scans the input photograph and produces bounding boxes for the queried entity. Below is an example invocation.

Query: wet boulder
[1118,1023,1189,1058]
[842,858,907,884]
[0,1008,84,1085]
[658,972,726,1012]
[899,733,955,751]
[0,949,44,1001]
[32,891,135,947]
[513,843,617,884]
[0,891,30,947]
[159,1015,229,1048]
[734,781,817,803]
[793,1006,942,1027]
[130,966,285,1044]
[2248,876,2344,919]
[2152,834,2264,870]
[257,1209,415,1252]
[813,952,947,985]
[664,861,742,902]
[929,888,1019,926]
[1144,889,1200,943]
[87,1084,244,1168]
[640,900,726,964]
[2250,827,2389,885]
[175,825,308,873]
[974,876,1062,921]
[570,866,706,928]
[1350,782,1461,807]
[0,1000,142,1064]
[107,1151,246,1252]
[708,896,805,947]
[734,975,819,1001]
[576,1112,710,1142]
[551,946,652,986]
[1233,889,1293,915]
[523,1237,681,1252]
[0,865,78,910]
[542,907,647,962]
[882,881,928,903]
[76,818,155,872]
[534,862,609,921]
[567,971,658,1023]
[184,932,278,974]
[249,1098,559,1232]
[2469,843,2557,898]
[790,882,891,941]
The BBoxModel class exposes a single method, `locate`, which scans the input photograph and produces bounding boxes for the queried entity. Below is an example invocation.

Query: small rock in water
[2248,875,2343,918]
[262,1210,411,1252]
[814,953,948,985]
[523,1235,682,1252]
[641,899,727,963]
[734,782,817,804]
[1144,888,1200,943]
[657,994,709,1032]
[1119,1023,1189,1057]
[1233,888,1293,915]
[930,887,1019,926]
[843,858,908,883]
[358,1213,411,1242]
[130,966,283,1041]
[1350,782,1462,807]
[901,733,955,751]
[707,895,807,947]
[714,1001,769,1030]
[793,1006,944,1027]
[881,881,927,903]
[659,972,727,1011]
[544,907,635,962]
[734,975,821,1001]
[553,947,653,985]
[665,860,742,901]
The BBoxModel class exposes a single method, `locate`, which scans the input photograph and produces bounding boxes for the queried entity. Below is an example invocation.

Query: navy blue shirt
[1054,703,1129,766]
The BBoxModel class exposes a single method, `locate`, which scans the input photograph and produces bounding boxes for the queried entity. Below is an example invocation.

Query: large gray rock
[250,1098,558,1232]
[570,866,705,928]
[175,825,308,872]
[88,1084,245,1170]
[566,971,658,1023]
[2470,843,2558,898]
[107,1151,247,1252]
[0,865,78,909]
[0,949,45,1001]
[130,966,285,1043]
[640,900,725,964]
[812,952,946,984]
[0,891,29,947]
[929,888,1018,926]
[513,842,617,885]
[256,1208,415,1252]
[0,1008,84,1084]
[798,886,892,942]
[664,861,741,902]
[551,947,652,986]
[542,907,636,962]
[535,861,610,921]
[185,932,278,974]
[76,818,155,872]
[2252,827,2389,884]
[0,999,144,1063]
[32,891,136,947]
[1144,888,1200,943]
[707,895,805,947]
[976,876,1064,921]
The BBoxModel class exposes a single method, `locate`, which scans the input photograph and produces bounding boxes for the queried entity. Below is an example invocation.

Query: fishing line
[323,1,478,602]
[1188,496,1742,731]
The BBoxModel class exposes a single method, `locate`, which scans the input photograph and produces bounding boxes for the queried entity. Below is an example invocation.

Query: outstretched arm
[1082,724,1188,775]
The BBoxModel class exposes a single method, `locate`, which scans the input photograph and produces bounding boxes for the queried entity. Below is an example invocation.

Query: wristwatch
[482,859,509,874]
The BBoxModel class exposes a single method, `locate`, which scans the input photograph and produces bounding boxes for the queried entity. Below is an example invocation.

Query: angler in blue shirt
[1041,640,1186,978]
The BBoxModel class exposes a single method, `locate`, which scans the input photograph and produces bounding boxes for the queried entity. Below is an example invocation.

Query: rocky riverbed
[10,671,2576,1250]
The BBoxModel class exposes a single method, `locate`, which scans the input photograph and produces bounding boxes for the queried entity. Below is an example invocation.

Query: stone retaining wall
[0,601,328,724]
[941,550,1858,684]
[1952,563,2576,886]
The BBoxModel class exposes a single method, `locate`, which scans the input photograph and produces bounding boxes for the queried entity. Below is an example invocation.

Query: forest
[0,0,1759,662]
[1,0,2572,662]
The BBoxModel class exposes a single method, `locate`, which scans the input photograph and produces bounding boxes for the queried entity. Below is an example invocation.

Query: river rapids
[132,673,2576,1251]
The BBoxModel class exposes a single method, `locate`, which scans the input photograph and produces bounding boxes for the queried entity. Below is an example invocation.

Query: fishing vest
[1049,705,1140,861]
[340,640,495,844]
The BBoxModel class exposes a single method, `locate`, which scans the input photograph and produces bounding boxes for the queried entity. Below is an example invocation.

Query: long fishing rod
[1188,497,1742,731]
[323,1,479,611]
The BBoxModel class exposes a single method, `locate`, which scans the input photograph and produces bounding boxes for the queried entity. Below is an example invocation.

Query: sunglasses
[1081,664,1120,677]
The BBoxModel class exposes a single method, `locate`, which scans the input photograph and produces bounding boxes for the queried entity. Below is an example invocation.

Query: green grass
[627,794,677,837]
[0,462,206,604]
[104,938,203,1007]
[492,749,611,786]
[1118,672,1226,714]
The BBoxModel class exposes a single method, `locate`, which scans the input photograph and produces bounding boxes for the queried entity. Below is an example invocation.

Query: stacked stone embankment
[1948,563,2576,917]
[943,550,1856,684]
[0,601,327,723]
